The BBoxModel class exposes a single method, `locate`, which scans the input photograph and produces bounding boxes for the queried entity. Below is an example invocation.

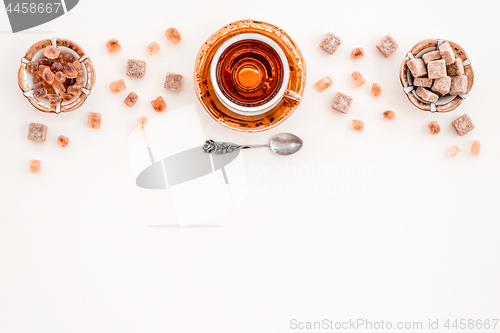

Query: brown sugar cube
[164,72,183,91]
[314,76,333,92]
[165,27,182,45]
[27,122,47,143]
[72,60,82,71]
[109,79,126,93]
[124,92,139,107]
[33,83,47,99]
[42,67,55,84]
[47,94,62,105]
[439,42,455,65]
[452,114,475,136]
[39,58,54,67]
[44,46,60,59]
[422,50,441,65]
[146,42,161,57]
[415,86,439,103]
[135,116,148,130]
[63,53,75,64]
[431,76,451,96]
[350,47,364,59]
[28,160,41,173]
[51,61,63,73]
[76,71,85,84]
[413,77,433,88]
[151,96,167,112]
[52,81,66,94]
[408,59,427,78]
[331,92,353,114]
[351,71,366,88]
[427,59,447,79]
[376,34,398,58]
[370,83,382,97]
[449,75,468,95]
[352,120,364,131]
[447,145,462,157]
[27,61,39,74]
[383,110,396,120]
[105,39,121,54]
[87,112,102,129]
[42,80,55,95]
[63,63,78,78]
[428,121,441,135]
[33,74,42,85]
[57,135,69,147]
[61,93,73,102]
[37,64,47,76]
[126,59,146,78]
[319,32,342,55]
[55,71,66,82]
[447,57,464,76]
[67,83,83,96]
[470,140,481,156]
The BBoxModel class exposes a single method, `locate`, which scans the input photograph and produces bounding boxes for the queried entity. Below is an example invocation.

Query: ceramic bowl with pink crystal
[18,37,96,114]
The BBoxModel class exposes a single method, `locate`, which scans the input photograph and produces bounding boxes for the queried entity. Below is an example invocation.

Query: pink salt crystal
[407,59,427,78]
[57,135,69,148]
[52,80,66,94]
[447,57,464,76]
[331,92,353,114]
[413,77,433,88]
[51,61,63,73]
[42,67,55,84]
[449,75,468,95]
[63,63,77,78]
[415,86,439,103]
[352,120,364,131]
[314,76,333,92]
[33,83,47,99]
[27,61,39,74]
[47,94,62,105]
[422,50,441,65]
[27,122,47,143]
[350,48,364,59]
[67,83,83,96]
[452,114,475,136]
[72,60,82,71]
[151,96,167,112]
[55,71,66,82]
[39,58,54,66]
[428,121,441,135]
[319,32,342,55]
[447,145,462,157]
[28,160,41,173]
[146,42,161,57]
[76,71,85,84]
[439,42,455,65]
[376,34,398,58]
[61,93,73,102]
[431,76,451,96]
[126,59,146,78]
[105,39,121,54]
[124,92,139,107]
[427,59,447,79]
[109,79,126,93]
[44,46,60,59]
[87,112,102,129]
[470,140,481,156]
[165,27,182,45]
[351,71,366,88]
[164,72,183,91]
[370,83,382,97]
[135,116,148,130]
[383,110,396,120]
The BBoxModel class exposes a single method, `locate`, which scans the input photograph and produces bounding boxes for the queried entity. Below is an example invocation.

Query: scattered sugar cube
[151,96,167,112]
[415,86,439,103]
[427,59,447,79]
[350,48,364,59]
[109,79,126,93]
[135,116,148,130]
[319,32,342,55]
[447,57,464,76]
[87,112,102,129]
[422,50,441,65]
[439,42,455,65]
[370,83,382,97]
[44,46,60,59]
[428,121,441,135]
[431,76,451,96]
[314,76,333,92]
[449,75,468,95]
[57,135,69,147]
[164,72,183,91]
[331,92,353,114]
[63,63,77,78]
[47,94,62,105]
[105,39,121,54]
[452,114,475,136]
[383,110,396,120]
[447,145,461,157]
[67,83,83,95]
[165,27,182,45]
[351,71,366,88]
[126,59,146,78]
[470,140,481,156]
[352,120,364,131]
[146,42,161,57]
[408,59,427,78]
[28,160,41,173]
[27,61,39,74]
[33,83,47,99]
[124,92,139,107]
[42,67,55,84]
[413,77,433,88]
[28,122,47,143]
[376,34,398,58]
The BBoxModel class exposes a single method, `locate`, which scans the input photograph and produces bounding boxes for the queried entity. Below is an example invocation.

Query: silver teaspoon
[203,133,303,156]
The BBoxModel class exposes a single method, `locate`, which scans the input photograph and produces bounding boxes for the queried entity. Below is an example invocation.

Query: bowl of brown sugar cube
[400,39,474,113]
[18,38,96,114]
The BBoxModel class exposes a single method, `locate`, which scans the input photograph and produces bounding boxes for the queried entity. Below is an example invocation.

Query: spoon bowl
[270,133,303,155]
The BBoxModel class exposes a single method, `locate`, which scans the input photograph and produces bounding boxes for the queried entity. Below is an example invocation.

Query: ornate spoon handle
[203,140,269,155]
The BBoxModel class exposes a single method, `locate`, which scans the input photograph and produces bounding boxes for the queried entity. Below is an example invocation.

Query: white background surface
[1,0,499,331]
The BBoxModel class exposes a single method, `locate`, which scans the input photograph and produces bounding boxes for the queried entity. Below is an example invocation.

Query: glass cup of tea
[210,33,298,116]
